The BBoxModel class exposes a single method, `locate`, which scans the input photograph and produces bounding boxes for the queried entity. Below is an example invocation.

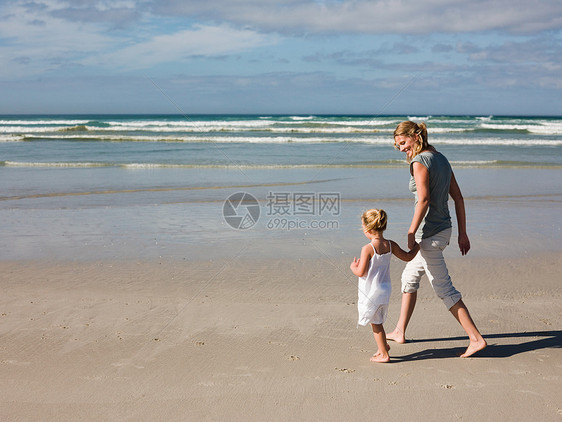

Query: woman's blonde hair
[361,208,387,232]
[393,121,430,160]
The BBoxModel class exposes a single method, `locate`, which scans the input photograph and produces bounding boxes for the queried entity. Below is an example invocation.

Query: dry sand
[1,253,560,421]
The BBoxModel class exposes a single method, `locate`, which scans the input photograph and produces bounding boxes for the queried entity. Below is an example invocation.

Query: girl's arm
[350,244,373,277]
[408,161,430,249]
[389,240,420,262]
[449,171,471,255]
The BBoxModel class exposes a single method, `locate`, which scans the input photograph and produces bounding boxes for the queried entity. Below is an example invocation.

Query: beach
[1,115,561,420]
[2,170,561,421]
[1,252,560,420]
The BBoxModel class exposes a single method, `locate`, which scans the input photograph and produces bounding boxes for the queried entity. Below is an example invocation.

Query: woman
[386,121,486,358]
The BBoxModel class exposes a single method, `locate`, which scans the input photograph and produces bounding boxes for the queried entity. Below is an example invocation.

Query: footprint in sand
[335,367,355,373]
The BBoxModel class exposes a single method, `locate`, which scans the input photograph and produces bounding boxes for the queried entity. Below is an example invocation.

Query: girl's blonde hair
[393,121,430,160]
[361,208,387,232]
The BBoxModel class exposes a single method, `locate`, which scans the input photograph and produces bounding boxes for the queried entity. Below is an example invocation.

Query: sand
[1,252,560,421]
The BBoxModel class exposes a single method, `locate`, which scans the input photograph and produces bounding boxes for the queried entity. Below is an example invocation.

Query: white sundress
[357,242,392,326]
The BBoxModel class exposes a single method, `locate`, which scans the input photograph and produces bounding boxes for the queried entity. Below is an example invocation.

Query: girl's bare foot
[460,338,487,358]
[371,344,390,358]
[386,329,406,344]
[371,343,390,362]
[370,353,390,363]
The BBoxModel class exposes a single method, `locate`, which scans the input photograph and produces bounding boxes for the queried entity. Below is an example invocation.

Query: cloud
[432,43,453,53]
[303,50,383,67]
[302,42,420,68]
[85,24,278,70]
[50,6,140,27]
[462,38,562,65]
[0,1,116,77]
[9,0,140,22]
[1,0,560,115]
[0,1,277,75]
[148,0,562,35]
[461,39,562,89]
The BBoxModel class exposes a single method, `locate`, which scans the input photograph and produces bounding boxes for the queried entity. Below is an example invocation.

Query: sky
[1,0,561,115]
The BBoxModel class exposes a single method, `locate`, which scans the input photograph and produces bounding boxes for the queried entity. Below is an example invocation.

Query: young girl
[350,208,419,363]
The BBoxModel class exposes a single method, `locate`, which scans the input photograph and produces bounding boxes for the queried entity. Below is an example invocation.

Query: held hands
[458,232,471,256]
[407,232,417,250]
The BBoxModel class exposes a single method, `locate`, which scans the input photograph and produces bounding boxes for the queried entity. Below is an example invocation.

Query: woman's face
[394,135,417,159]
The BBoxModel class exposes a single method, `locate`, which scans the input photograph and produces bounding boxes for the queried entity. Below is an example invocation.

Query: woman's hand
[450,172,470,256]
[458,232,470,255]
[408,232,417,250]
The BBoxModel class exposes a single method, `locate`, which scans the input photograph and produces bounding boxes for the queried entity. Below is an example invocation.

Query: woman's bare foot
[386,329,406,344]
[460,338,487,358]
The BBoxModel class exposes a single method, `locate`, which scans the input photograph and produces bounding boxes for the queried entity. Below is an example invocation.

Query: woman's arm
[408,161,430,249]
[390,240,420,262]
[449,171,471,255]
[350,244,373,277]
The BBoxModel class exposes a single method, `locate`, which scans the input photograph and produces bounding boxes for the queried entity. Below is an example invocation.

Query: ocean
[1,114,561,168]
[1,114,561,261]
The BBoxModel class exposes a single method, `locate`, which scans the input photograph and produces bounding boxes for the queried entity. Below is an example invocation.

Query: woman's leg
[422,229,486,357]
[388,249,425,343]
[421,230,463,310]
[449,300,487,357]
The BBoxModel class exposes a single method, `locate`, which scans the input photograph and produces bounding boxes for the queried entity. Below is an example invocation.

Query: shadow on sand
[392,330,561,361]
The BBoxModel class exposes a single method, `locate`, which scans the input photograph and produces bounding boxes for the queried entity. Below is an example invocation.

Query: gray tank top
[409,150,453,239]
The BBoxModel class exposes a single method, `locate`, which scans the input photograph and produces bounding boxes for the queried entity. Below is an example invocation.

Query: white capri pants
[401,228,462,310]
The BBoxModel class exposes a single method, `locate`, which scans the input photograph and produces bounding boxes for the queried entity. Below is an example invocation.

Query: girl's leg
[449,300,487,357]
[370,324,390,363]
[386,291,417,343]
